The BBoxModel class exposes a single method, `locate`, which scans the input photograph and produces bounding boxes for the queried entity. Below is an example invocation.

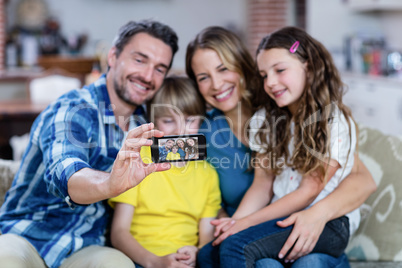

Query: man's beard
[113,77,150,107]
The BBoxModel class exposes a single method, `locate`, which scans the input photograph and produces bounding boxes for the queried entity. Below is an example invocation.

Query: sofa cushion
[346,125,402,262]
[0,159,20,207]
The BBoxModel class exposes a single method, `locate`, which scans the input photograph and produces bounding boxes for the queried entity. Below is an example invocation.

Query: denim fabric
[197,216,349,268]
[251,253,350,268]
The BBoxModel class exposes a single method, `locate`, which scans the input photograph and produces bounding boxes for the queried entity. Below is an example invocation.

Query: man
[159,139,174,161]
[0,20,178,268]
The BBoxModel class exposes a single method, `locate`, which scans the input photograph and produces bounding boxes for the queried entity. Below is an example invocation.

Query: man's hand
[277,208,326,262]
[109,123,170,197]
[177,245,198,267]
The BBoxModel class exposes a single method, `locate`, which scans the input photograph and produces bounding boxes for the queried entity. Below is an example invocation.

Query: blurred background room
[0,0,401,160]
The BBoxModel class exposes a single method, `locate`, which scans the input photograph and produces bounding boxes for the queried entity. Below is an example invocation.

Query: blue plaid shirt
[0,74,147,268]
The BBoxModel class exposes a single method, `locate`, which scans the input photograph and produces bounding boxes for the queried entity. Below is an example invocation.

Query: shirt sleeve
[248,108,269,154]
[108,186,139,209]
[200,165,222,219]
[39,97,99,203]
[329,111,357,169]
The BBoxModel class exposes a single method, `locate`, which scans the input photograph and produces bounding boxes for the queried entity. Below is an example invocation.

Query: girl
[187,26,374,267]
[208,26,360,267]
[185,138,199,160]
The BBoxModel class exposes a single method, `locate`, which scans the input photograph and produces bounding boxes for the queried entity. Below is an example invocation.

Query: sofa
[0,125,401,267]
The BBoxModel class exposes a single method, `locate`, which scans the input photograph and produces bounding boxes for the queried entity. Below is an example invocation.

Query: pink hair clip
[290,41,300,53]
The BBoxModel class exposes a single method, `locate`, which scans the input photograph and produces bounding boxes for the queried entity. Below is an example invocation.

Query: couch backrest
[346,125,402,262]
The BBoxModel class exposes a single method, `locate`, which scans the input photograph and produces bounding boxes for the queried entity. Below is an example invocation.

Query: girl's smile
[257,48,307,115]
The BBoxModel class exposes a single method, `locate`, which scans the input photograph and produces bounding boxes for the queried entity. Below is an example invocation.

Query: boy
[109,76,221,268]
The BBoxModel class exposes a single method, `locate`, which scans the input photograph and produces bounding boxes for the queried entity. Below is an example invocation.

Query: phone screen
[151,134,207,163]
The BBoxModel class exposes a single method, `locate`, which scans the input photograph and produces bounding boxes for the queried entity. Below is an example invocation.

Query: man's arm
[277,155,377,261]
[68,123,170,204]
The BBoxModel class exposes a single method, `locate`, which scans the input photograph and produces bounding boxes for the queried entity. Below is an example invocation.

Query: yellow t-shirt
[166,151,181,160]
[109,147,221,256]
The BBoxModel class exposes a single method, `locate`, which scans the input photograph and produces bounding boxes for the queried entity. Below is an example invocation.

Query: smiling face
[186,138,195,147]
[165,140,174,150]
[257,48,307,115]
[191,48,242,113]
[107,32,173,107]
[171,146,178,153]
[176,139,185,149]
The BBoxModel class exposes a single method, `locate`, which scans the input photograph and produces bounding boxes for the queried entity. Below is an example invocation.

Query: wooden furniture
[37,56,98,80]
[26,67,82,104]
[0,100,47,159]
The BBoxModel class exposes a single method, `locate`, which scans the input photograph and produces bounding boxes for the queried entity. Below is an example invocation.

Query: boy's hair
[185,26,260,110]
[148,75,206,121]
[254,26,355,178]
[113,20,179,69]
[172,145,179,150]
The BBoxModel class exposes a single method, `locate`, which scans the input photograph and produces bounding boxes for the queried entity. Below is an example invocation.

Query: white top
[249,106,360,235]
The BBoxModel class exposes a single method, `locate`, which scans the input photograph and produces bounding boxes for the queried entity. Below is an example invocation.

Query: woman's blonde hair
[185,26,260,109]
[147,75,206,121]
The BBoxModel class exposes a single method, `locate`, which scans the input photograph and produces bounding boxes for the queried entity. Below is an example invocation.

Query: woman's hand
[212,218,250,246]
[276,207,327,262]
[210,217,234,237]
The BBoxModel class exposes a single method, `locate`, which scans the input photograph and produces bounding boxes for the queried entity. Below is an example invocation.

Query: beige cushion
[346,125,402,261]
[0,159,20,207]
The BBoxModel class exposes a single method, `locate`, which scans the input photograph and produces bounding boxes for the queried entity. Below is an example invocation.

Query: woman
[185,26,376,267]
[176,139,186,159]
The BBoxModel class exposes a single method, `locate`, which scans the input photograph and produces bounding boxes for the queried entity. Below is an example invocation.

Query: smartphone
[151,134,207,163]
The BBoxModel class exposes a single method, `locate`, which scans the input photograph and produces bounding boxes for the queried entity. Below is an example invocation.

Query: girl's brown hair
[254,26,356,178]
[185,26,260,109]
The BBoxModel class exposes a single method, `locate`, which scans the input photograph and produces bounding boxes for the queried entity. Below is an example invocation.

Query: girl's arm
[212,159,339,246]
[211,154,274,236]
[232,156,275,219]
[277,155,376,261]
[111,203,190,268]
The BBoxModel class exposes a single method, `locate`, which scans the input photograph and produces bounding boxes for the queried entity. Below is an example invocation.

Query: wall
[6,0,247,72]
[307,0,402,52]
[306,0,382,51]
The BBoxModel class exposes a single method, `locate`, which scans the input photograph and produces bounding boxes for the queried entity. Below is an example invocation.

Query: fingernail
[278,254,284,259]
[284,259,289,263]
[290,260,294,263]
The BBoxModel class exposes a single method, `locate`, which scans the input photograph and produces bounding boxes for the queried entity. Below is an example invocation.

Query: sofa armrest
[0,159,20,207]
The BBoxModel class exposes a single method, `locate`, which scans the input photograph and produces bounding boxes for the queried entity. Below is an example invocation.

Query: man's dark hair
[113,20,179,68]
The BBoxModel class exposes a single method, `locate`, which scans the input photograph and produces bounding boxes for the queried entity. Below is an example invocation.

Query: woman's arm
[277,155,376,261]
